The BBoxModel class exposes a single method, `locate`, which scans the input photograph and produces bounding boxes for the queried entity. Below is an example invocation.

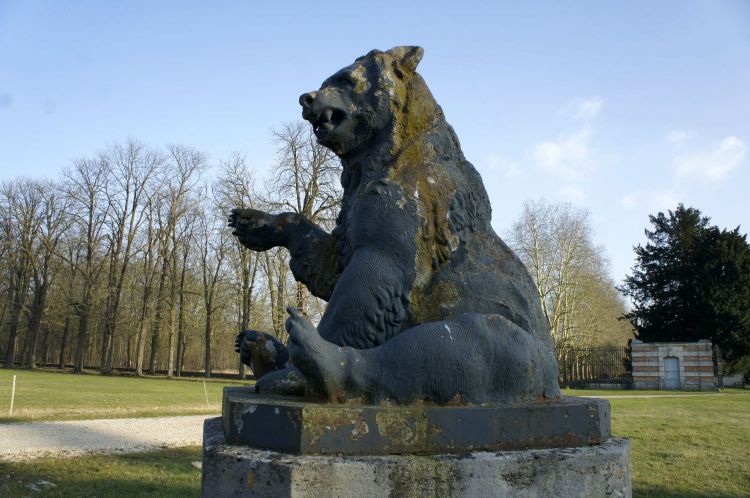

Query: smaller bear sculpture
[229,46,560,405]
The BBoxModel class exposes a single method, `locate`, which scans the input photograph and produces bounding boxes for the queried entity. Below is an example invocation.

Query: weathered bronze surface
[229,46,561,406]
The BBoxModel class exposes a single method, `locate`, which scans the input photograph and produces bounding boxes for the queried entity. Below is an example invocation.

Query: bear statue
[229,46,560,405]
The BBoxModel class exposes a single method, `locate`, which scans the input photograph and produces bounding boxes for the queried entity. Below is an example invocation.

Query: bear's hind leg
[286,307,363,402]
[357,313,560,405]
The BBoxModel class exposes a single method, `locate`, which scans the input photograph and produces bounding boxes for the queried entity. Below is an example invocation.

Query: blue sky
[1,0,749,284]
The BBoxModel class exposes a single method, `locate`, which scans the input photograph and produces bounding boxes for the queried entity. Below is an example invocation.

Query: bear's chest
[337,177,420,262]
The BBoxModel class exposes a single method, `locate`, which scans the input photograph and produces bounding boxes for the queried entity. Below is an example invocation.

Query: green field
[609,392,750,498]
[0,369,748,497]
[0,447,201,498]
[0,368,247,422]
[564,387,735,397]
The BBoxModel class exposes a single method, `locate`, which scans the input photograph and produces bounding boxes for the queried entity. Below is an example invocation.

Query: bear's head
[300,46,440,159]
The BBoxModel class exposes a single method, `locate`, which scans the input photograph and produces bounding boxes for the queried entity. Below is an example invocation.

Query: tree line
[0,122,340,376]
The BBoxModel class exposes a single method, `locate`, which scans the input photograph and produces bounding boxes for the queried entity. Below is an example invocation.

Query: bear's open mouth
[312,107,347,136]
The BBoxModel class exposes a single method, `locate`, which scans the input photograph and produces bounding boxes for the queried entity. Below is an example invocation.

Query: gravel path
[0,415,207,461]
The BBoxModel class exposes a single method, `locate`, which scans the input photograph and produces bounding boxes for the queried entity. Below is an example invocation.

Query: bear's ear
[387,46,424,74]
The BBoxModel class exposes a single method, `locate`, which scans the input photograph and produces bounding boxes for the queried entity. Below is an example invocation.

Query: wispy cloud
[533,96,604,183]
[621,134,746,214]
[673,136,746,184]
[560,96,604,121]
[621,189,680,212]
[559,184,587,203]
[666,130,694,147]
[533,126,594,180]
[481,153,523,180]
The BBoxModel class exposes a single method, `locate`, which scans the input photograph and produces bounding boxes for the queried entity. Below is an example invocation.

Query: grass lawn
[0,368,249,422]
[0,447,201,498]
[564,387,732,397]
[609,390,750,498]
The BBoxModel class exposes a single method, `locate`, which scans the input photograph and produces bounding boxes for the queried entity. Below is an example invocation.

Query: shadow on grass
[636,485,744,498]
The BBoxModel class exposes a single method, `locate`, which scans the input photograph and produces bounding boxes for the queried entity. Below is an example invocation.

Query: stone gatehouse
[631,340,716,391]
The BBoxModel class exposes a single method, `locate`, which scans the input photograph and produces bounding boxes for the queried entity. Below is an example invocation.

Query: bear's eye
[335,74,356,89]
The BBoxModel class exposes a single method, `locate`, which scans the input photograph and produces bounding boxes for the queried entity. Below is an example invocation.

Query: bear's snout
[300,91,317,117]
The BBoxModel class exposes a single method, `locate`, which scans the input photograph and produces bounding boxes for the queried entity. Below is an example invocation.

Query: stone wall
[631,340,716,391]
[722,374,745,388]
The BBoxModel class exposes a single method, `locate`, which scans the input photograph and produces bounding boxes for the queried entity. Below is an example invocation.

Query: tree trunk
[167,320,176,377]
[296,282,307,315]
[4,312,20,368]
[73,306,90,373]
[101,295,118,374]
[126,331,134,368]
[175,245,189,377]
[100,256,118,373]
[166,246,179,377]
[39,326,50,365]
[24,287,44,368]
[58,314,71,369]
[4,283,26,368]
[175,296,187,377]
[148,258,169,374]
[25,264,53,369]
[204,310,212,378]
[134,282,152,376]
[178,333,188,377]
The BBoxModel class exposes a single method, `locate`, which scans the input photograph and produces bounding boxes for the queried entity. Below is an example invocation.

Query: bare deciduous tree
[1,179,43,367]
[25,180,69,368]
[214,153,259,378]
[197,203,228,377]
[100,140,163,373]
[506,200,631,348]
[62,157,111,373]
[147,145,206,374]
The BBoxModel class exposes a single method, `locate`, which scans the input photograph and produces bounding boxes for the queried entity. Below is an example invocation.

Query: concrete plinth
[202,417,632,498]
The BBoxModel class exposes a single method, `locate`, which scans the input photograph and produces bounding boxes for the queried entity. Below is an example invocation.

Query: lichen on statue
[229,46,560,405]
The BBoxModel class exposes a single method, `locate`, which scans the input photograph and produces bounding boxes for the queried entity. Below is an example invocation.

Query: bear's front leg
[228,208,300,252]
[229,208,341,300]
[313,178,420,348]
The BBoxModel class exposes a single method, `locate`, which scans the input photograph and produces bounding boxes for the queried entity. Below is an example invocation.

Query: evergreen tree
[620,204,750,363]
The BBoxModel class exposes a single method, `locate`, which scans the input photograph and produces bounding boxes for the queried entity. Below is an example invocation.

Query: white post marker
[203,381,209,406]
[9,374,16,416]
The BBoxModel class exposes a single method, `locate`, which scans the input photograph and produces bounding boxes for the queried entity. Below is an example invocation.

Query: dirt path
[0,415,207,461]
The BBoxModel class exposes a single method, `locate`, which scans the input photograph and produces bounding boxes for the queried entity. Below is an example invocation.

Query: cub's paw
[236,329,289,379]
[255,366,306,397]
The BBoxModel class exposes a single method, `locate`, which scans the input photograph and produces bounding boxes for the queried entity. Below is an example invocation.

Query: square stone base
[202,417,632,498]
[222,388,611,454]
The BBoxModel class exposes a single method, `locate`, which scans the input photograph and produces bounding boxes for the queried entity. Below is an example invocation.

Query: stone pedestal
[201,417,632,497]
[221,388,611,454]
[202,389,631,497]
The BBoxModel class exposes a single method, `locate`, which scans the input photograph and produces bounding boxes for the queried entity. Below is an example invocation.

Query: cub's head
[300,46,438,158]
